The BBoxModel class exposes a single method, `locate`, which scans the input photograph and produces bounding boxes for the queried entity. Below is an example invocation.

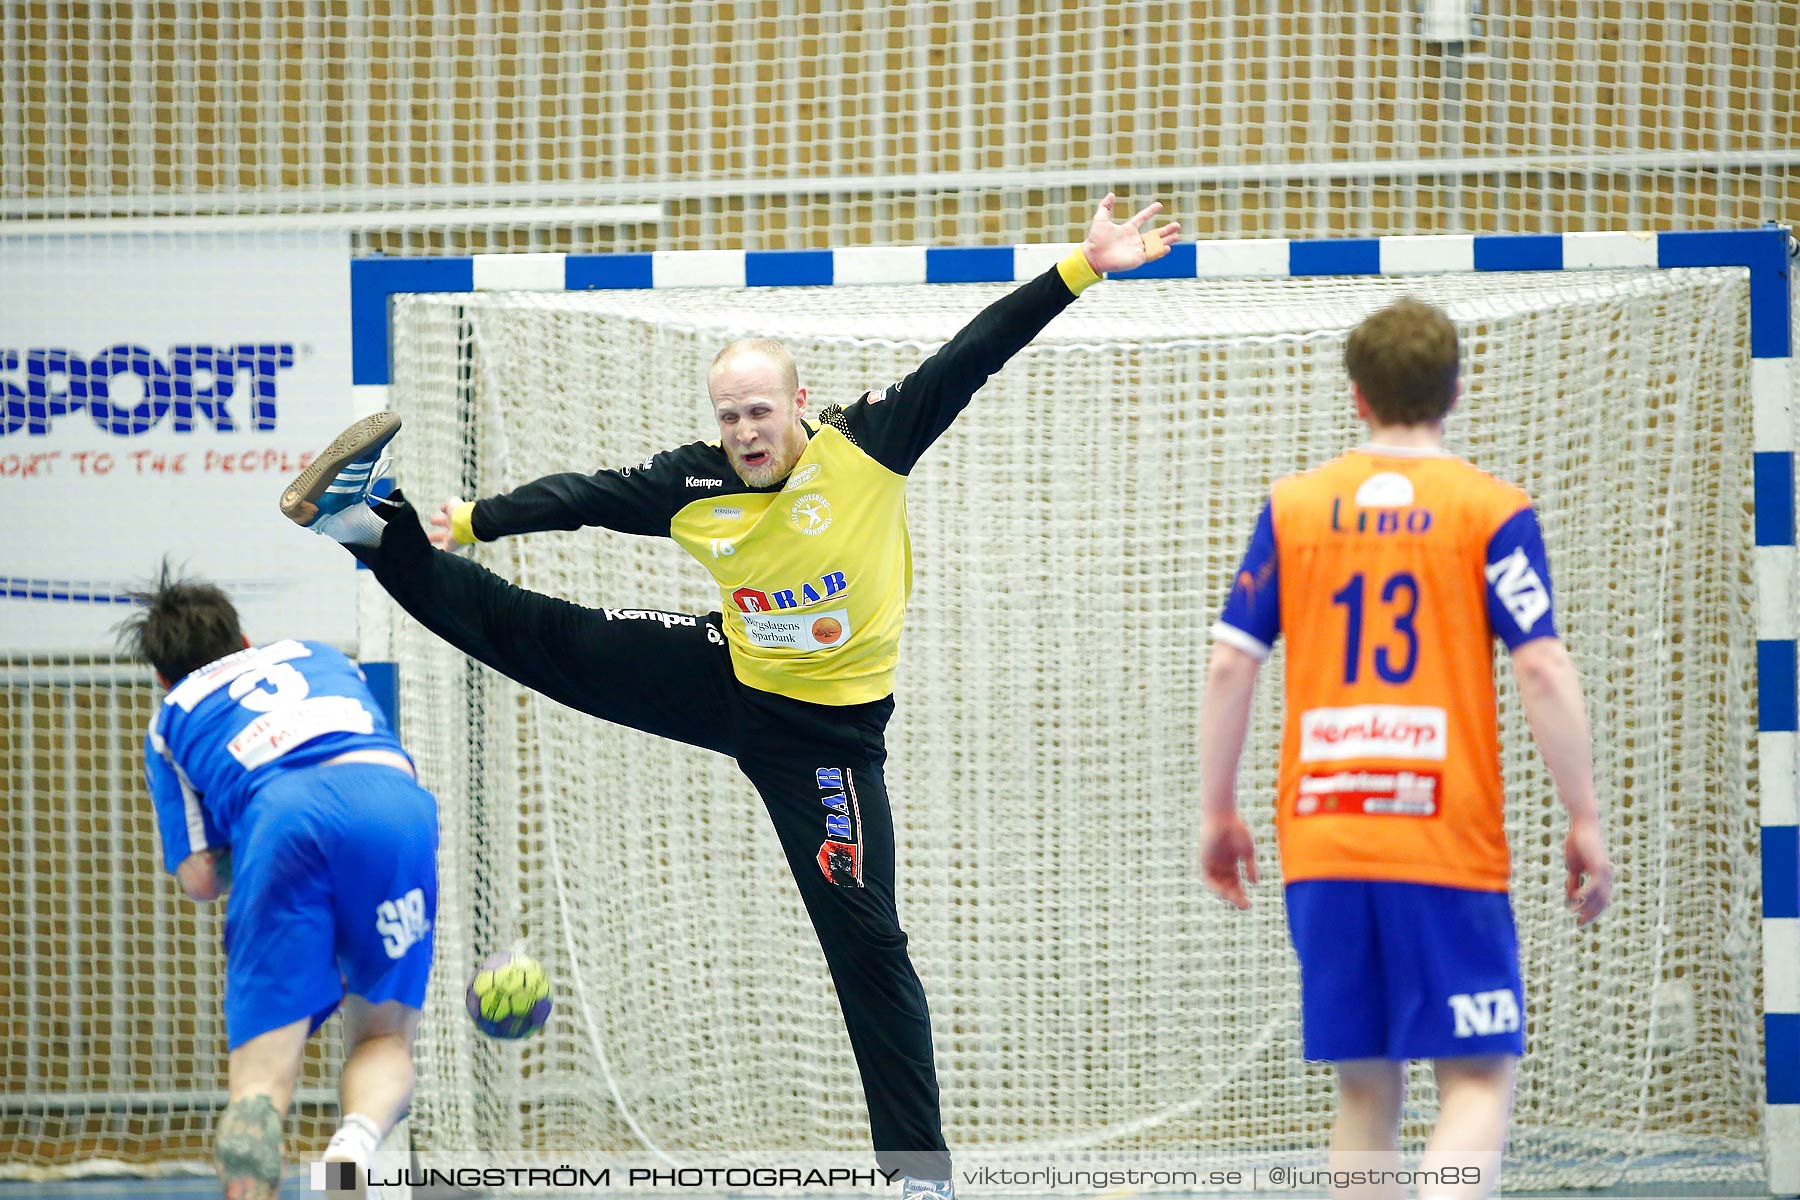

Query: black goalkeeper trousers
[354,499,949,1180]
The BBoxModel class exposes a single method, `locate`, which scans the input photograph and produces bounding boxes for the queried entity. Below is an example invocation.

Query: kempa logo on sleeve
[600,608,698,630]
[1298,704,1447,762]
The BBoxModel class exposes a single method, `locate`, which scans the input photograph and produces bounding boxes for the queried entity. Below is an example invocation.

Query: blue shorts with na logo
[1285,879,1526,1062]
[222,762,438,1049]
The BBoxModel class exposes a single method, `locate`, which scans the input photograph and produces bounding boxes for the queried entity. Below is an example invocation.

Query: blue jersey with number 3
[142,640,409,874]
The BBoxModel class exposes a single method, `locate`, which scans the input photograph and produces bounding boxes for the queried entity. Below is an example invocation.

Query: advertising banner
[1,231,357,654]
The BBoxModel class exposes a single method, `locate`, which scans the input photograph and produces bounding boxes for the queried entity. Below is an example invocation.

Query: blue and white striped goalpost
[349,228,1797,1193]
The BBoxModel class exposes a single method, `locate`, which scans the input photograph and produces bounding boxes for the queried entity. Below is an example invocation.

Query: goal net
[382,266,1772,1189]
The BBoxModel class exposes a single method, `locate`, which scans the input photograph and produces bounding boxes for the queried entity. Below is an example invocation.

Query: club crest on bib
[789,492,833,535]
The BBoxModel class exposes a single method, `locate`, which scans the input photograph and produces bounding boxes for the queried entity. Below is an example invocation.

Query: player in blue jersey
[120,565,438,1200]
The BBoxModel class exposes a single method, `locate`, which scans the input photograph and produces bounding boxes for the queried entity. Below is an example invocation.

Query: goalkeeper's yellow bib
[670,421,911,706]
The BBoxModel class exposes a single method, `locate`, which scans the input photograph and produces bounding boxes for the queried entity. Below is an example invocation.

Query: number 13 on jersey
[1330,571,1420,685]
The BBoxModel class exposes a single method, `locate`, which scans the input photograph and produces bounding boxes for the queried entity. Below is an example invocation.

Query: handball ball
[465,951,553,1040]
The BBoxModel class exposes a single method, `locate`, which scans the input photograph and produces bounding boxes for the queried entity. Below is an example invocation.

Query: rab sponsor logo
[2,344,298,436]
[818,840,860,888]
[815,767,863,887]
[1298,704,1447,762]
[1295,769,1440,817]
[732,570,847,613]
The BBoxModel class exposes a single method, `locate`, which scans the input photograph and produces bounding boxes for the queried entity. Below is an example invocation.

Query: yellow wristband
[1056,248,1104,296]
[450,501,479,546]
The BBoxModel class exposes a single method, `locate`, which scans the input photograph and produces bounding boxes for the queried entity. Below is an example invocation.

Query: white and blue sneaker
[280,411,401,533]
[900,1178,954,1200]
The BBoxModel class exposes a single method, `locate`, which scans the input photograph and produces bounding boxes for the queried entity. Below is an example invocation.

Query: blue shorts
[222,762,438,1049]
[1285,880,1525,1062]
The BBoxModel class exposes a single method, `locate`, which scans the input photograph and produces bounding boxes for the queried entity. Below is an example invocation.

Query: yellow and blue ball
[465,951,553,1040]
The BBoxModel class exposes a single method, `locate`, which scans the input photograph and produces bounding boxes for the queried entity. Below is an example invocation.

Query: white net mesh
[4,4,1796,248]
[0,659,349,1175]
[381,268,1765,1188]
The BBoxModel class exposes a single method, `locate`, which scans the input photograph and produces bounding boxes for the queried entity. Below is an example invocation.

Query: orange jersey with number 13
[1213,448,1560,893]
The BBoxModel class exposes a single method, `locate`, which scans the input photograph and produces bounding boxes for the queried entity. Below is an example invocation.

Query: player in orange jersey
[1197,298,1613,1200]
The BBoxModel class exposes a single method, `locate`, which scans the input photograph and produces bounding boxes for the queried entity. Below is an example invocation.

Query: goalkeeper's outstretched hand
[427,498,474,553]
[1081,193,1181,275]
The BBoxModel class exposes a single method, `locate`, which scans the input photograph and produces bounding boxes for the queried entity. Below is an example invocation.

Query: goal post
[354,229,1797,1194]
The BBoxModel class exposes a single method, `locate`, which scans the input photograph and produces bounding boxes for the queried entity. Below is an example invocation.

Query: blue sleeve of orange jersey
[1212,501,1280,659]
[1484,506,1559,649]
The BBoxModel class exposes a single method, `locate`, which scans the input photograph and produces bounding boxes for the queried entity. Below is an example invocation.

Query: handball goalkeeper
[282,196,1176,1192]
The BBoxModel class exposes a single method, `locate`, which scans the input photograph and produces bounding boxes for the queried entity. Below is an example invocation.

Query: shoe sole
[280,411,402,526]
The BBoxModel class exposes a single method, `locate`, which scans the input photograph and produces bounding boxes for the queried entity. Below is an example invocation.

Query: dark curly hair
[116,560,244,685]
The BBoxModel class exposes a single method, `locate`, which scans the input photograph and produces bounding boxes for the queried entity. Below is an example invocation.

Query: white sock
[323,1111,382,1169]
[313,503,387,548]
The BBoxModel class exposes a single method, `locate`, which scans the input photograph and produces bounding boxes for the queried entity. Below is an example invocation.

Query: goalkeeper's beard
[730,429,806,488]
